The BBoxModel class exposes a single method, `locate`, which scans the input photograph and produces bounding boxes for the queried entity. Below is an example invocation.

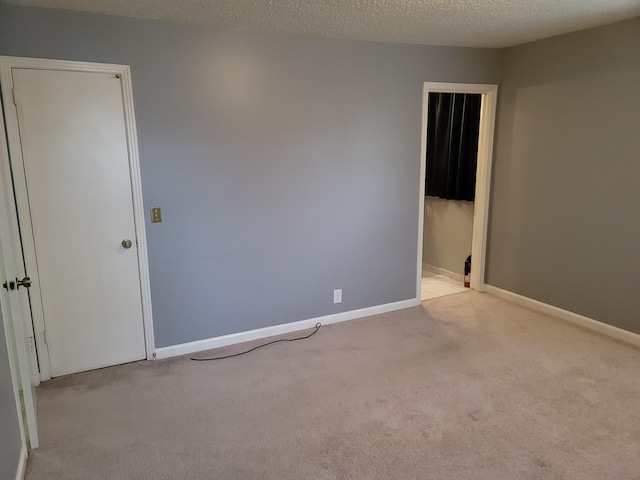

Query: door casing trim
[0,56,155,381]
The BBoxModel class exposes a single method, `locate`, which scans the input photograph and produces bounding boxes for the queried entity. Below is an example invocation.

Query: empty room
[1,1,639,479]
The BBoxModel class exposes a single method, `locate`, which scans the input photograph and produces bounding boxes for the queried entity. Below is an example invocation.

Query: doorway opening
[416,83,498,301]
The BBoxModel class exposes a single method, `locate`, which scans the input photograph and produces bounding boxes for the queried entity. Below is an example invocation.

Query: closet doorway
[416,83,498,301]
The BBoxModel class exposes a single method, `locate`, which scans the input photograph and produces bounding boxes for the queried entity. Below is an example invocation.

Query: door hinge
[43,330,48,345]
[12,88,18,106]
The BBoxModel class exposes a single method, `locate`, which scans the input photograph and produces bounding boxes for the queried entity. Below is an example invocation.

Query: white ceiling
[3,0,640,48]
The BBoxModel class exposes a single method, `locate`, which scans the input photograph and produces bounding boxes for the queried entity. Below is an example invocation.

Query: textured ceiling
[3,0,640,48]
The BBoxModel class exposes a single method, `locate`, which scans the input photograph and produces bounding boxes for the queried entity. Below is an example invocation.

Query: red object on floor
[464,256,471,288]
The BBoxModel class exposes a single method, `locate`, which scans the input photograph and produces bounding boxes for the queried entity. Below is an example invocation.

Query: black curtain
[425,92,481,201]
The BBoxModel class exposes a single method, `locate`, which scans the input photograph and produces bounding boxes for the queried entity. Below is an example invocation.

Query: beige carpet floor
[26,292,640,480]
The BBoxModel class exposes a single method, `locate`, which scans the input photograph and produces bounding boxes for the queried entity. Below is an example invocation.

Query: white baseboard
[16,445,27,480]
[423,263,464,282]
[485,285,640,348]
[154,298,421,359]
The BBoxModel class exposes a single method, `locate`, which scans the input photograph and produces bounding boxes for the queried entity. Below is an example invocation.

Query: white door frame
[416,82,498,298]
[0,56,155,383]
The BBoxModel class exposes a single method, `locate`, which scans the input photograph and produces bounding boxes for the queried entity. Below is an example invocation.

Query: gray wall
[0,304,23,480]
[487,17,640,333]
[423,198,473,275]
[0,4,502,347]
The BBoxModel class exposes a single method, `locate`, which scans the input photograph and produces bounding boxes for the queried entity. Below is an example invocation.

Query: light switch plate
[151,207,162,223]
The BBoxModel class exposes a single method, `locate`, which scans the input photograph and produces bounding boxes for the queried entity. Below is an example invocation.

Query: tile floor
[421,269,469,300]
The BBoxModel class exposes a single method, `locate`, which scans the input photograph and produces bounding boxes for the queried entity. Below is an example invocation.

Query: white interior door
[0,195,39,449]
[12,68,146,377]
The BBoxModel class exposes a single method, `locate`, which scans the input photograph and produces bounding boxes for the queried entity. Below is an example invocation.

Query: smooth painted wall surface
[0,305,23,480]
[0,4,502,347]
[423,197,473,275]
[487,17,640,333]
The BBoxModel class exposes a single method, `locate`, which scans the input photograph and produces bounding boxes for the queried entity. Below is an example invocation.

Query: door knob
[122,239,133,249]
[16,276,31,289]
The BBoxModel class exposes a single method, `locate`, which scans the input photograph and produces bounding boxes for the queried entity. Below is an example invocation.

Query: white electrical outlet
[333,289,342,304]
